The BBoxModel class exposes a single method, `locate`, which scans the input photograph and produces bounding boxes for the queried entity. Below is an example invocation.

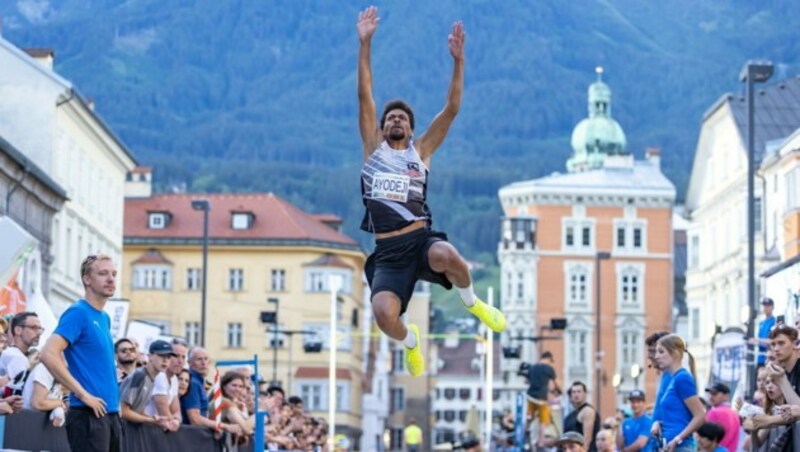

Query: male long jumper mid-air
[356,6,506,377]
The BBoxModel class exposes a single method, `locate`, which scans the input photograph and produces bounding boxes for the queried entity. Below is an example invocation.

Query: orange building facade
[497,72,676,418]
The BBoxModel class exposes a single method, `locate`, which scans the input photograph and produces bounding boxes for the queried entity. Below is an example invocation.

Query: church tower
[567,67,629,172]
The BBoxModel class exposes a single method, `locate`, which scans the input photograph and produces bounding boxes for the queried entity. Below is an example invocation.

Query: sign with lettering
[103,299,130,341]
[711,328,746,386]
[371,172,410,202]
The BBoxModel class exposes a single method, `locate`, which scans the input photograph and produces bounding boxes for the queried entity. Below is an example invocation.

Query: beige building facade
[122,172,367,443]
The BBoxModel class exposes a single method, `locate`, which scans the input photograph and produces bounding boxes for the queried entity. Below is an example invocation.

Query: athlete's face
[383,108,412,142]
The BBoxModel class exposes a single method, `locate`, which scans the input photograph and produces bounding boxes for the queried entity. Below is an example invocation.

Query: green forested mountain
[1,1,799,259]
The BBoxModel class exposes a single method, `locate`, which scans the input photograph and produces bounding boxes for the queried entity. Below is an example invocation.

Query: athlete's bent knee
[428,242,460,270]
[372,292,400,325]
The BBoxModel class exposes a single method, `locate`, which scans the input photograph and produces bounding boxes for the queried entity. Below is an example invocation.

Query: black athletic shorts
[365,227,453,315]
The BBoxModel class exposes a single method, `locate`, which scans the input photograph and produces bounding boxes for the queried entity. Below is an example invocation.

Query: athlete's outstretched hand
[357,6,380,42]
[448,21,465,61]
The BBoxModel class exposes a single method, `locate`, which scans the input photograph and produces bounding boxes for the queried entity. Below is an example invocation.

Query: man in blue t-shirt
[180,346,241,435]
[40,255,122,452]
[749,297,776,366]
[618,390,654,452]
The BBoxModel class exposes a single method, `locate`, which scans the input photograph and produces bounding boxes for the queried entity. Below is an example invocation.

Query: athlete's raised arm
[416,21,465,164]
[357,6,381,158]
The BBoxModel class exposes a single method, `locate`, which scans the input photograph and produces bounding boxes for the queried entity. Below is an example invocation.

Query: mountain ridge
[1,0,798,258]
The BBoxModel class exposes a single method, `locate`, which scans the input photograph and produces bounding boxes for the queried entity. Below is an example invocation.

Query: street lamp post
[191,199,211,347]
[268,297,280,386]
[595,251,611,413]
[328,275,341,450]
[740,60,774,396]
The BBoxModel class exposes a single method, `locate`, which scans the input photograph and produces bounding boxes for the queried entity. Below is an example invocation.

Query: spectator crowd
[5,255,800,452]
[496,297,800,452]
[0,311,329,451]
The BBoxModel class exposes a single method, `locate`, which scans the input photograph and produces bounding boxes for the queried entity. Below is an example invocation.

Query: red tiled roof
[294,367,352,380]
[131,249,173,265]
[303,253,353,269]
[131,166,152,174]
[124,193,358,246]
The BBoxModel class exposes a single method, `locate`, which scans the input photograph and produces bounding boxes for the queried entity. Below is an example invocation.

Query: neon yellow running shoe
[405,324,424,377]
[466,297,507,333]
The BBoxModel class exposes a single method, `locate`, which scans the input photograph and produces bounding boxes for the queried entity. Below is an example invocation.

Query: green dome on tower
[567,67,628,172]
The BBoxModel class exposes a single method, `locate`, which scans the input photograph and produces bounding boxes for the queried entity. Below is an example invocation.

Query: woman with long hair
[650,334,705,451]
[215,371,254,438]
[744,376,791,451]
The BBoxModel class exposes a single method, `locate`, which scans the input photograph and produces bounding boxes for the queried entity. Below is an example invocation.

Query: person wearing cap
[119,339,175,427]
[555,431,586,452]
[748,297,776,367]
[146,340,184,431]
[618,390,655,452]
[703,382,739,452]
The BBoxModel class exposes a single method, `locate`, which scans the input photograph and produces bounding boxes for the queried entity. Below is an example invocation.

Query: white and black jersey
[360,141,431,233]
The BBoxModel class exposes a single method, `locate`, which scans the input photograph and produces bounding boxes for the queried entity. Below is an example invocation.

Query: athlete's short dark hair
[380,99,415,130]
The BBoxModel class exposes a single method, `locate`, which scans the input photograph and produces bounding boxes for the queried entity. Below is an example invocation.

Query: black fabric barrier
[3,410,233,451]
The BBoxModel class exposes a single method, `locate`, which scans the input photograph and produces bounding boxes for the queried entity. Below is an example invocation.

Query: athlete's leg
[426,241,471,287]
[372,291,406,341]
[372,290,424,376]
[427,241,506,332]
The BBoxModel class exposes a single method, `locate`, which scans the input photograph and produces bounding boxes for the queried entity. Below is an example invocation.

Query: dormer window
[148,212,170,229]
[231,212,254,230]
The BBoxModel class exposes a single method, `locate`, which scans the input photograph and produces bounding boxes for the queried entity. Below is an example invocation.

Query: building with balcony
[497,71,675,416]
